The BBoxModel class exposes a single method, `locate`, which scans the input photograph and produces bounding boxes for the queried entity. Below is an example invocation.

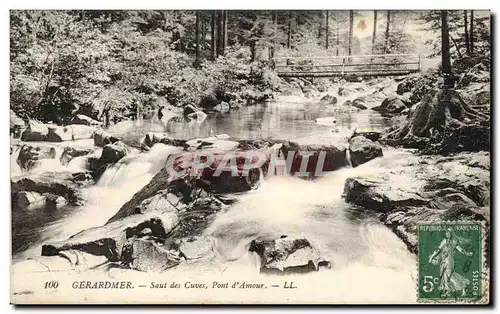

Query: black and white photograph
[9,8,491,304]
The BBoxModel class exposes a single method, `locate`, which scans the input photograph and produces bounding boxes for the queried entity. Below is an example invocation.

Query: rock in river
[281,133,349,176]
[121,238,181,272]
[17,144,56,171]
[249,236,329,274]
[42,212,178,262]
[348,136,383,167]
[93,129,120,147]
[11,172,85,206]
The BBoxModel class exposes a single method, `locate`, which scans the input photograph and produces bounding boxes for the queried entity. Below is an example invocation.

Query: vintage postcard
[10,9,491,304]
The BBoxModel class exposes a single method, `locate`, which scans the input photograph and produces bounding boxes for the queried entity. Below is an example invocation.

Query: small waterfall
[10,145,22,177]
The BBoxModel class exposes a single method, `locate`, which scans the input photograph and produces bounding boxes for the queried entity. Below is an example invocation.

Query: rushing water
[11,84,417,302]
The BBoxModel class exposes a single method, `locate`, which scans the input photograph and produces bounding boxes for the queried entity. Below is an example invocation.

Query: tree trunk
[217,11,223,57]
[287,11,292,49]
[470,10,474,55]
[464,10,470,55]
[348,10,354,56]
[441,10,452,86]
[223,10,228,53]
[251,40,257,62]
[336,11,339,56]
[211,11,216,60]
[325,11,329,49]
[372,10,378,54]
[385,11,391,54]
[318,11,323,41]
[194,11,201,68]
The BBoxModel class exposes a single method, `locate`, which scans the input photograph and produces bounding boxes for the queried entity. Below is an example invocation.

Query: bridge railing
[272,53,421,77]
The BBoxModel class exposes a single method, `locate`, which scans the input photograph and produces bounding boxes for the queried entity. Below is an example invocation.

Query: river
[11,85,417,302]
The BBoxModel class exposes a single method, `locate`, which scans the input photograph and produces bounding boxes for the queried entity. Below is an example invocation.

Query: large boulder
[281,134,349,176]
[46,125,95,142]
[70,114,100,126]
[120,238,181,272]
[371,98,407,116]
[93,129,120,147]
[100,143,129,165]
[348,136,383,167]
[21,121,49,142]
[11,172,85,205]
[109,146,276,223]
[343,150,490,253]
[17,144,56,171]
[249,236,329,273]
[41,212,178,262]
[60,146,93,166]
[44,193,68,211]
[14,191,46,209]
[343,177,429,212]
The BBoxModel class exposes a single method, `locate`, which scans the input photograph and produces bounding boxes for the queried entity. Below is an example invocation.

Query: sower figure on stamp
[428,228,474,297]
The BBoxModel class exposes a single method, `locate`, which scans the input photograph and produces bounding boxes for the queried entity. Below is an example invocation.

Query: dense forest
[11,10,489,127]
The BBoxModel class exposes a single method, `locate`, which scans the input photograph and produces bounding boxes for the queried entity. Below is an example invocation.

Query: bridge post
[418,54,421,72]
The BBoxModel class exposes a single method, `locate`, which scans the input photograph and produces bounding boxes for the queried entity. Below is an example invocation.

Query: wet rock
[344,99,367,110]
[343,177,429,212]
[14,191,46,209]
[46,125,95,142]
[281,134,349,176]
[110,146,275,223]
[121,238,181,272]
[183,104,202,117]
[320,94,336,103]
[42,213,178,262]
[213,101,230,113]
[100,143,129,165]
[21,121,49,142]
[11,172,84,205]
[70,114,101,126]
[93,129,120,147]
[44,193,68,211]
[348,136,383,167]
[350,131,382,142]
[142,132,186,149]
[71,172,95,187]
[249,236,328,273]
[372,98,407,116]
[60,146,92,166]
[344,150,490,253]
[17,144,56,171]
[396,75,419,95]
[177,236,214,260]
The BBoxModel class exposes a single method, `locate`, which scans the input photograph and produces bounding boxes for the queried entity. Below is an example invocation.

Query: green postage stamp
[418,222,488,303]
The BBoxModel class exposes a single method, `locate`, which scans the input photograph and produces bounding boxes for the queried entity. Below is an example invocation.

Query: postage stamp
[417,222,487,303]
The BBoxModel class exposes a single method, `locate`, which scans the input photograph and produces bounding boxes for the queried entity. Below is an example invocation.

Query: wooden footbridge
[272,53,421,78]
